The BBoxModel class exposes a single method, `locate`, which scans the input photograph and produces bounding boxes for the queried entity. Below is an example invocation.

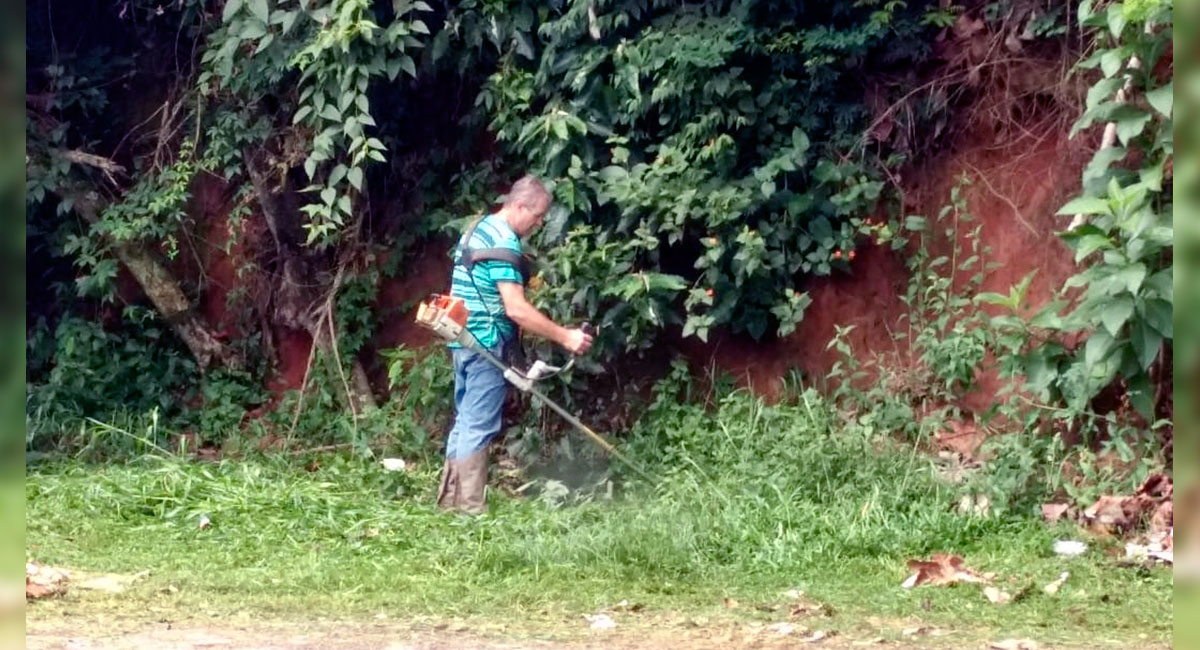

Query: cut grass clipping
[27,386,1169,644]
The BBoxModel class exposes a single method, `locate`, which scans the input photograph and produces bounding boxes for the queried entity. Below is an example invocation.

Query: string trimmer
[415,294,654,484]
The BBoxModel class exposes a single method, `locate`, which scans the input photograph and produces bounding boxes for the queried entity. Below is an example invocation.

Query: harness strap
[458,216,533,283]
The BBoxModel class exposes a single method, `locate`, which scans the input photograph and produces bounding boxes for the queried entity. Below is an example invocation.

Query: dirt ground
[25,617,1170,650]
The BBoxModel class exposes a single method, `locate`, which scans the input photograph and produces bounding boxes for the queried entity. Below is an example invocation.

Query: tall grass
[26,380,1171,642]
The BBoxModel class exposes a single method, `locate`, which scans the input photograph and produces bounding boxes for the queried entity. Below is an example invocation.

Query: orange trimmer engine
[415,294,471,346]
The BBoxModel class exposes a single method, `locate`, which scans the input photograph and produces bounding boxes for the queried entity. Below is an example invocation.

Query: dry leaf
[901,626,929,637]
[990,639,1039,650]
[1043,571,1069,596]
[1137,472,1173,500]
[26,562,69,600]
[1150,501,1173,535]
[789,600,835,618]
[782,588,803,600]
[612,599,643,613]
[902,553,988,588]
[984,586,1012,605]
[1041,503,1071,524]
[723,597,739,609]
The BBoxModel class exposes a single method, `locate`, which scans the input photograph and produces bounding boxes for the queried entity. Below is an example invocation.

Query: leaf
[328,164,348,187]
[1099,296,1134,337]
[1116,263,1147,294]
[430,30,450,62]
[400,55,417,78]
[1056,196,1110,216]
[240,20,267,39]
[413,1,433,10]
[1100,49,1124,78]
[319,104,342,121]
[1086,77,1122,111]
[304,157,317,180]
[791,127,810,154]
[984,586,1012,605]
[901,553,988,588]
[1084,330,1115,368]
[1146,82,1173,117]
[250,0,270,24]
[1131,320,1162,370]
[904,216,927,231]
[1141,298,1172,337]
[253,33,275,54]
[320,187,336,206]
[292,105,312,124]
[552,119,570,141]
[410,19,430,35]
[1074,234,1113,262]
[347,167,363,191]
[222,0,244,22]
[1107,3,1126,38]
[1081,147,1127,186]
[1115,110,1152,146]
[761,180,776,198]
[337,194,352,215]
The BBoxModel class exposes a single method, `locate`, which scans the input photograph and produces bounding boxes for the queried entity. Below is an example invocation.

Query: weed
[26,383,1172,643]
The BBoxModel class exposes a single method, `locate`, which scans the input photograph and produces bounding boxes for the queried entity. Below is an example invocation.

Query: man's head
[500,175,551,236]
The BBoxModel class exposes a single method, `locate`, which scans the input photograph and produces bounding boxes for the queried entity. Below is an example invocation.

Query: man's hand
[498,282,594,355]
[561,327,594,356]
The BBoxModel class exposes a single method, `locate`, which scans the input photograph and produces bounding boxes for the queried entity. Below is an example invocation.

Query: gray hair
[503,175,551,211]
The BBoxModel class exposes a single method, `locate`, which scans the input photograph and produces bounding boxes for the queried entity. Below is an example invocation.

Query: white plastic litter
[1053,540,1087,557]
[381,458,407,472]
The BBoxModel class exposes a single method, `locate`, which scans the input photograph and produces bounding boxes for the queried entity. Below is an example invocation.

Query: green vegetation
[27,381,1171,643]
[24,0,1175,644]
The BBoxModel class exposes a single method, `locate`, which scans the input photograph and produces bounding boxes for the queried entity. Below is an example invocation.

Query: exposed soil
[24,617,1165,650]
[677,127,1090,413]
[360,237,456,388]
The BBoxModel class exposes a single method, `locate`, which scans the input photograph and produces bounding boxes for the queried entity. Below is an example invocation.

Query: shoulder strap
[458,216,533,283]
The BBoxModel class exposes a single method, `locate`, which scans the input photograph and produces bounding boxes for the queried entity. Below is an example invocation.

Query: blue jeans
[444,344,509,460]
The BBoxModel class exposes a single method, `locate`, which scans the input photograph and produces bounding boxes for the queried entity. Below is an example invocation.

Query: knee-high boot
[457,450,490,515]
[435,458,459,510]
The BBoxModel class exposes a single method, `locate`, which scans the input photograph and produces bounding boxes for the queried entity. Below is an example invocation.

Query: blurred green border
[1176,0,1194,647]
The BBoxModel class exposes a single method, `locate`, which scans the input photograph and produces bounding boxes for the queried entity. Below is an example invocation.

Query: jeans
[444,344,508,460]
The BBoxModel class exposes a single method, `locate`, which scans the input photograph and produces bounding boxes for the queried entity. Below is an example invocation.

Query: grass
[25,384,1172,646]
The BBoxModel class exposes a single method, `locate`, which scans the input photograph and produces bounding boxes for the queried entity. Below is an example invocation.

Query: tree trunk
[245,149,378,413]
[71,188,243,372]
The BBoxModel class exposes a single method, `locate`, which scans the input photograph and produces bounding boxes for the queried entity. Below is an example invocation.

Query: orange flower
[705,288,714,298]
[848,250,857,261]
[833,250,843,260]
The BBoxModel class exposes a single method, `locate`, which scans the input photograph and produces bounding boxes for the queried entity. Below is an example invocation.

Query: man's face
[515,198,550,236]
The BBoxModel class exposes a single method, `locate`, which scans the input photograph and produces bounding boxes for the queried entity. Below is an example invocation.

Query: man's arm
[497,281,592,355]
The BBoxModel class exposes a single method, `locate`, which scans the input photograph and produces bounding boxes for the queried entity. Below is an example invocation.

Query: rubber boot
[435,458,459,510]
[457,450,490,515]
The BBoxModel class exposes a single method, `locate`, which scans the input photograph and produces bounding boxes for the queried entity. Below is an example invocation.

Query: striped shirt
[448,214,524,349]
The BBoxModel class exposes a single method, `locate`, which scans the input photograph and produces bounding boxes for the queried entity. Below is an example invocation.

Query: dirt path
[25,617,1170,650]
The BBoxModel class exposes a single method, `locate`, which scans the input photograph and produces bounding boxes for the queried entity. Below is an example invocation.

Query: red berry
[833,250,843,260]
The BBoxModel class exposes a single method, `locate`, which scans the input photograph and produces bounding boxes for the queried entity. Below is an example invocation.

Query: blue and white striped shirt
[448,214,524,349]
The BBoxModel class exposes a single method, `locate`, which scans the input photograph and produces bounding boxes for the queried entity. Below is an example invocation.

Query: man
[436,175,594,514]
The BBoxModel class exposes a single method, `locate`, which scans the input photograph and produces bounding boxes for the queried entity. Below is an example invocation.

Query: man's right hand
[561,328,594,355]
